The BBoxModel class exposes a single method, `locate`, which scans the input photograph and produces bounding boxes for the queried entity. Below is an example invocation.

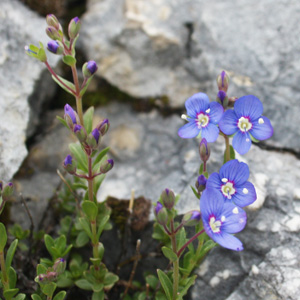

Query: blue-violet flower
[206,159,256,207]
[178,93,223,142]
[200,188,246,251]
[219,95,273,155]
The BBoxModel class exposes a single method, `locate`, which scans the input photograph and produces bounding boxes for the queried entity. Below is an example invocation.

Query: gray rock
[0,0,58,181]
[80,0,300,150]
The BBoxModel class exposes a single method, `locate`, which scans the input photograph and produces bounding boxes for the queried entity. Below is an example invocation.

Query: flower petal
[211,231,244,251]
[185,93,210,118]
[232,131,252,155]
[221,203,247,233]
[234,181,257,207]
[200,188,224,220]
[219,110,238,135]
[219,159,249,186]
[234,95,263,120]
[208,102,224,124]
[178,121,199,138]
[250,116,273,141]
[206,172,222,191]
[201,123,219,143]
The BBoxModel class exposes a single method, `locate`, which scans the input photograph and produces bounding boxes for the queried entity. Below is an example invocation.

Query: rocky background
[1,0,300,299]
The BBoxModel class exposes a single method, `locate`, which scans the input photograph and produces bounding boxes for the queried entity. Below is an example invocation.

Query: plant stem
[224,135,230,162]
[71,65,84,125]
[87,155,94,203]
[91,220,99,260]
[177,229,205,258]
[0,251,9,289]
[170,220,179,300]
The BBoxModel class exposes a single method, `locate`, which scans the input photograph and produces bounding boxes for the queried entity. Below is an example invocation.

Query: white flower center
[209,216,222,233]
[221,181,236,199]
[238,117,252,132]
[197,113,209,128]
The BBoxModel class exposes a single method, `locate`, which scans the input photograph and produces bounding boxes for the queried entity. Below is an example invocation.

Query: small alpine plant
[153,70,273,299]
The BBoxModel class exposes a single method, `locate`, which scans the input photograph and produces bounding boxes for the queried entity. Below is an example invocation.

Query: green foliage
[44,234,72,261]
[83,106,94,134]
[0,223,7,252]
[157,270,172,300]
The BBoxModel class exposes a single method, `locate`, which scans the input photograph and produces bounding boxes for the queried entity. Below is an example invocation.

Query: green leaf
[223,145,235,163]
[75,231,89,248]
[14,294,26,300]
[82,201,98,221]
[52,74,75,95]
[8,266,17,288]
[92,282,104,293]
[96,215,110,239]
[80,77,93,97]
[79,218,92,239]
[53,290,67,300]
[93,174,106,195]
[176,227,187,250]
[157,270,172,300]
[0,223,7,251]
[103,272,118,288]
[83,106,94,134]
[56,274,74,288]
[177,275,197,299]
[92,147,110,168]
[190,186,200,199]
[62,55,76,67]
[145,274,158,290]
[198,240,216,258]
[161,247,178,262]
[3,288,19,300]
[5,239,18,270]
[75,279,93,290]
[31,294,43,300]
[92,290,104,300]
[56,116,69,130]
[44,234,55,257]
[36,264,47,276]
[69,143,88,172]
[41,282,57,298]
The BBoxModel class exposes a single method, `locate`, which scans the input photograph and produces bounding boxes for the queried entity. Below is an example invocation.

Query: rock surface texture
[0,0,58,181]
[81,0,300,150]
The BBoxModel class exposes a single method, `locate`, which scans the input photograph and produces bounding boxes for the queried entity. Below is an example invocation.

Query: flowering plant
[0,13,273,300]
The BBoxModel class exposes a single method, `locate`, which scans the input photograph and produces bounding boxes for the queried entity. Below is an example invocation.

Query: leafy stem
[170,220,179,300]
[177,229,205,258]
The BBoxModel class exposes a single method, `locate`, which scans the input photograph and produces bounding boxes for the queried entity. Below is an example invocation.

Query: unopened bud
[199,138,210,163]
[68,17,81,39]
[64,104,78,129]
[216,90,228,108]
[82,61,98,78]
[86,128,101,149]
[217,70,229,92]
[154,202,168,226]
[46,14,60,31]
[182,210,201,226]
[96,119,110,136]
[53,258,66,275]
[63,155,76,174]
[195,175,207,193]
[161,188,175,209]
[73,124,87,143]
[2,182,13,200]
[46,26,62,41]
[47,40,63,55]
[100,159,114,174]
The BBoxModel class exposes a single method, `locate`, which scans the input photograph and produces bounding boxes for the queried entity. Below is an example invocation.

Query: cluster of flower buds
[36,258,66,283]
[0,181,13,215]
[216,70,230,108]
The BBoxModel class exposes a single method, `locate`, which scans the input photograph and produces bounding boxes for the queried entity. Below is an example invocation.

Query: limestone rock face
[0,0,58,181]
[81,0,300,149]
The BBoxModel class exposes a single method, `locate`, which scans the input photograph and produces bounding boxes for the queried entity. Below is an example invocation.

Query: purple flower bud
[199,138,210,163]
[161,188,175,209]
[82,61,98,78]
[217,70,229,92]
[190,211,201,221]
[63,155,76,174]
[2,182,13,200]
[47,40,62,54]
[97,119,110,136]
[217,90,228,108]
[195,175,207,193]
[100,159,114,174]
[46,14,60,31]
[53,258,66,275]
[64,104,77,128]
[155,202,163,216]
[46,26,62,41]
[92,128,100,144]
[68,16,81,39]
[73,125,87,142]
